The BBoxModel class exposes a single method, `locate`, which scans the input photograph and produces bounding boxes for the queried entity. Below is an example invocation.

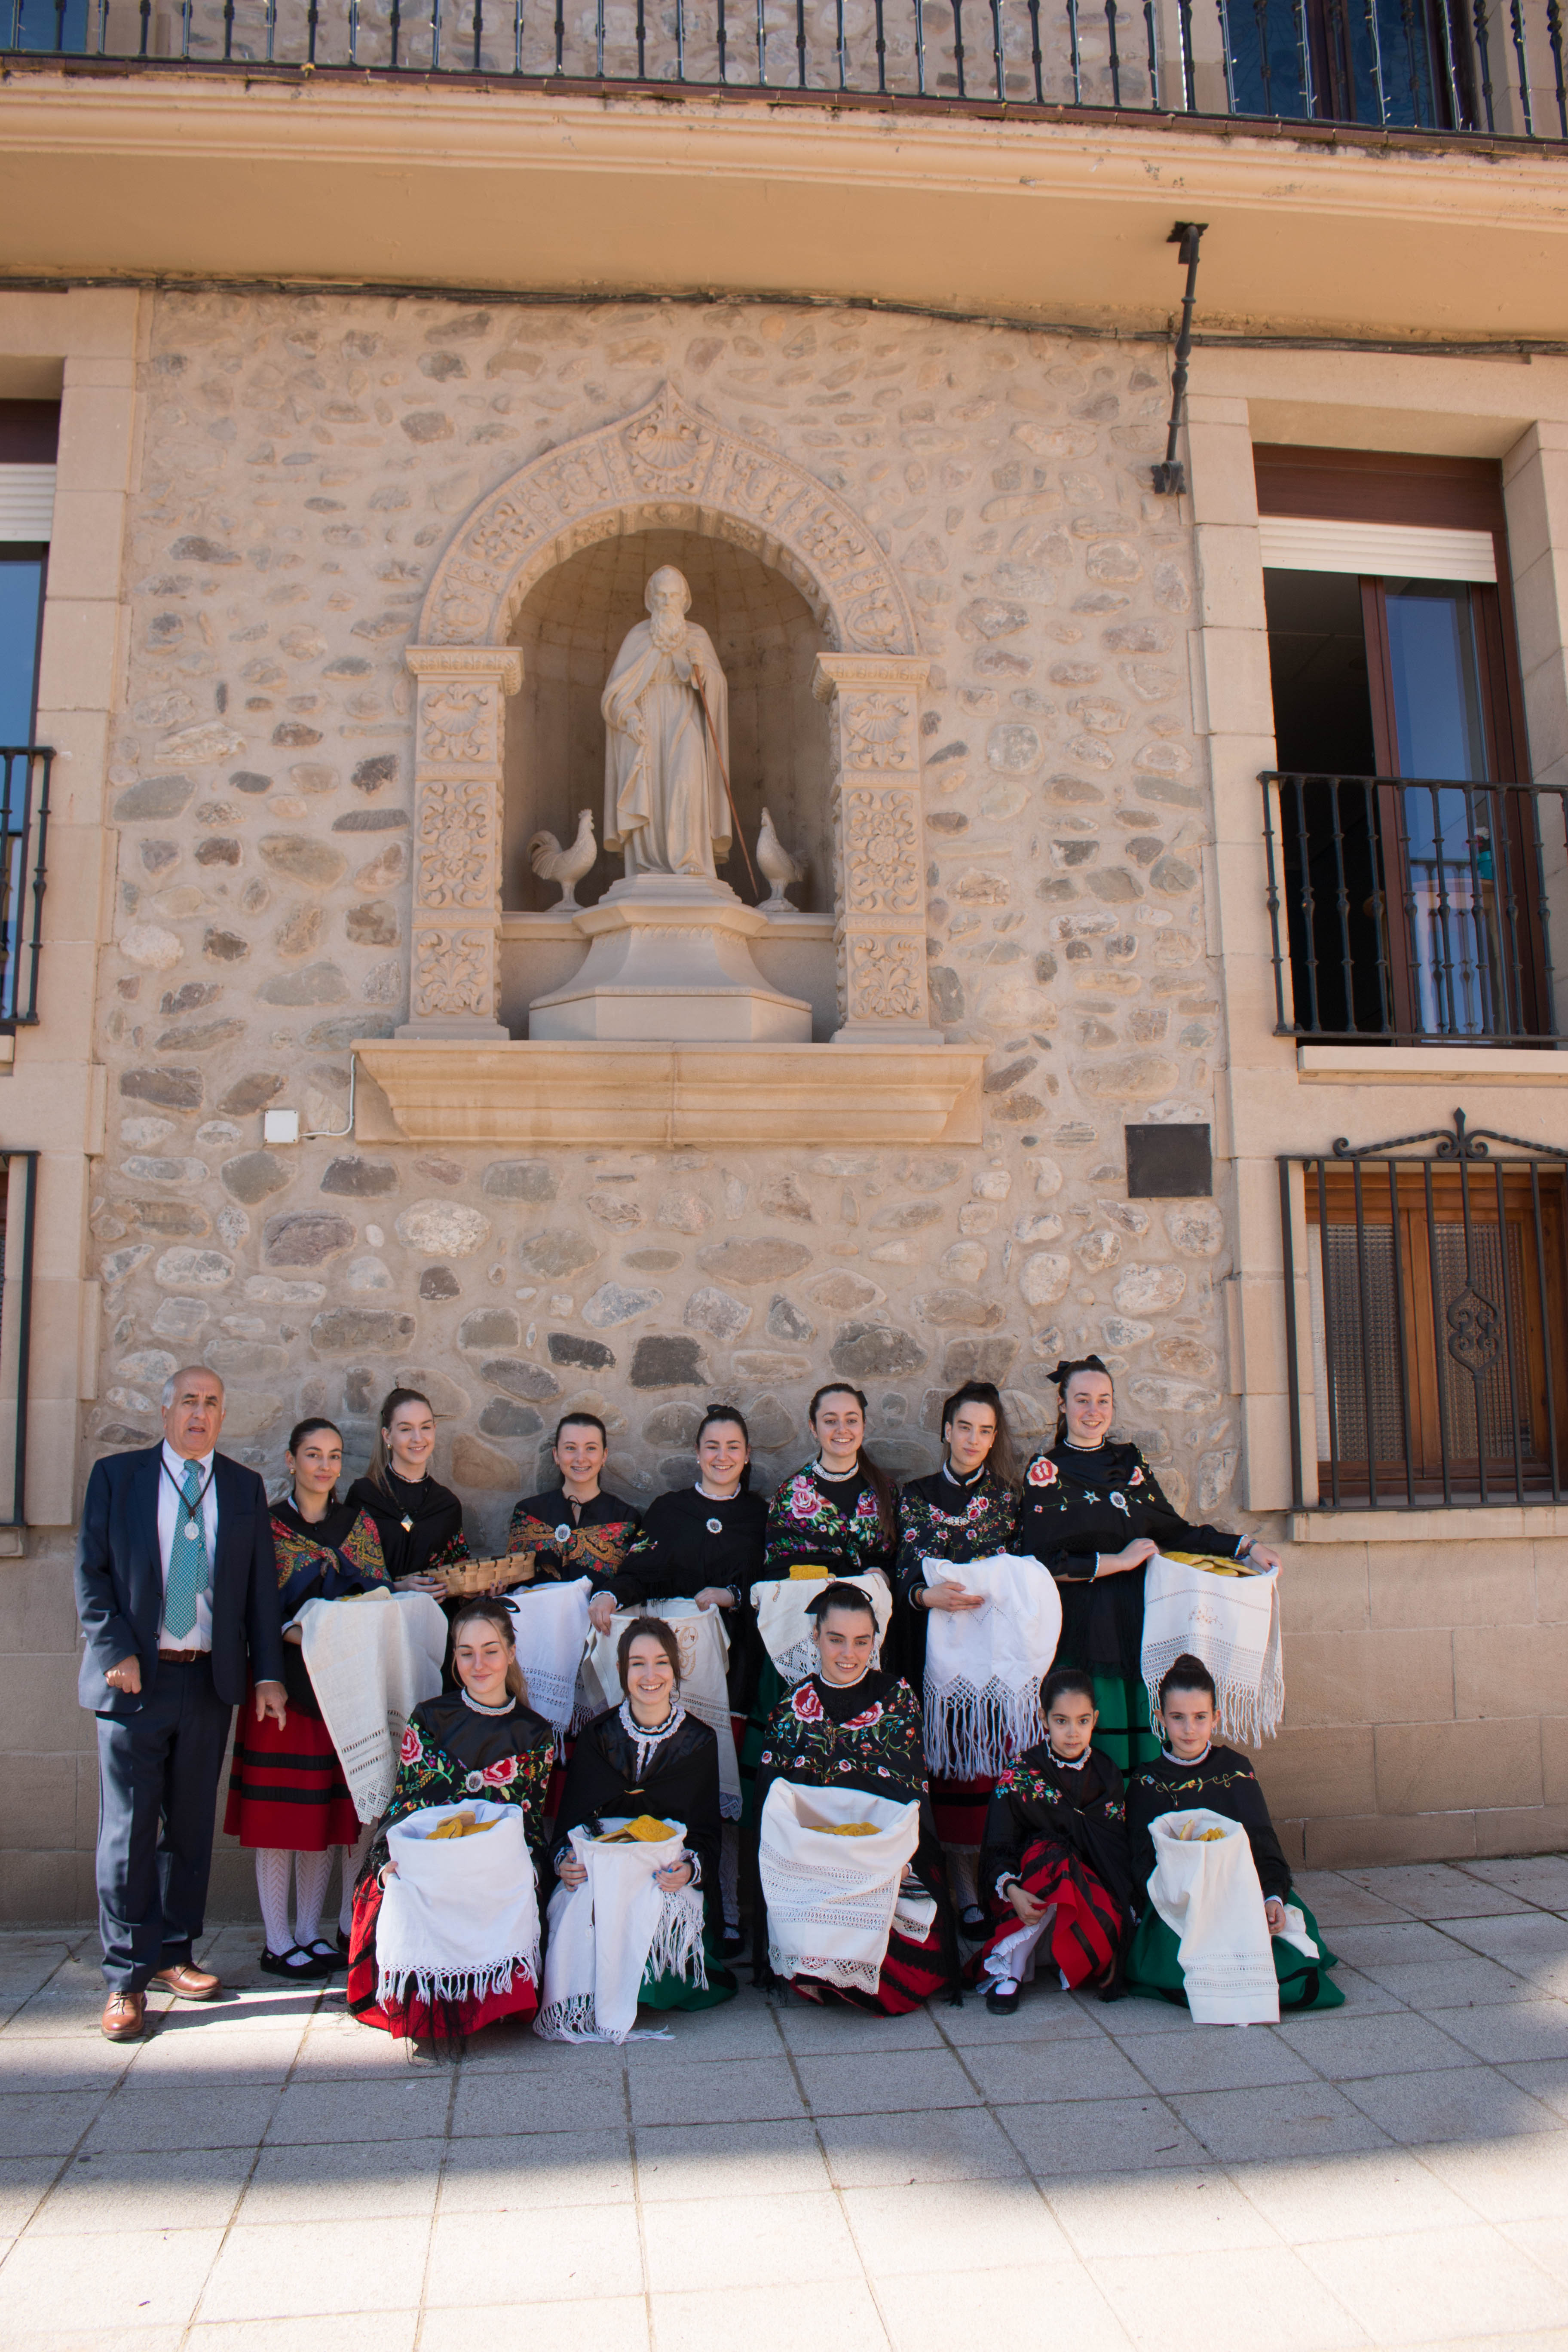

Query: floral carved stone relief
[403,646,522,1036]
[814,653,937,1041]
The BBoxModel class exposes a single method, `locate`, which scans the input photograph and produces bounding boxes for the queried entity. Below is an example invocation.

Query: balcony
[5,0,1566,138]
[0,750,52,1036]
[1261,770,1568,1050]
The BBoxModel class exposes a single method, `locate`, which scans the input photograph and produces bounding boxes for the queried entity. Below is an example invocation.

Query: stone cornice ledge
[353,1037,986,1145]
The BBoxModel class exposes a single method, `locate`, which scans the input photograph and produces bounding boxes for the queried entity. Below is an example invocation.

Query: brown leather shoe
[150,1961,221,2001]
[101,1990,145,2042]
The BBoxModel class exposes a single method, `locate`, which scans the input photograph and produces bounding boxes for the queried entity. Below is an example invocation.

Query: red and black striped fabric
[971,1834,1123,1992]
[223,1699,359,1852]
[345,1872,539,2042]
[931,1771,995,1850]
[790,1914,949,2017]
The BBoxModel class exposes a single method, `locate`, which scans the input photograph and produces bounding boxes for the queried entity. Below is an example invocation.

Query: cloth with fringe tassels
[920,1553,1063,1780]
[759,1779,923,1996]
[1145,1807,1284,2025]
[1140,1554,1284,1746]
[503,1578,593,1752]
[297,1587,447,1825]
[374,1798,540,2012]
[750,1572,892,1687]
[535,1817,706,2043]
[582,1603,741,1820]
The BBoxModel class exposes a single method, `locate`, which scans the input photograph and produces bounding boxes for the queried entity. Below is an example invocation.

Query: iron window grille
[3,0,1565,138]
[0,749,52,1032]
[1280,1109,1568,1510]
[1261,770,1565,1047]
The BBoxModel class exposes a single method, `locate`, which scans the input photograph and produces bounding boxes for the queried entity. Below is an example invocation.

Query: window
[0,403,56,1031]
[1223,0,1477,130]
[1256,446,1556,1046]
[1282,1115,1568,1508]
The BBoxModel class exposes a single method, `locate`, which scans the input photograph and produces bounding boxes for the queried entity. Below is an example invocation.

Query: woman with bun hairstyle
[345,1387,471,1590]
[763,1383,899,1587]
[224,1417,391,1978]
[1016,1356,1280,1775]
[895,1380,1025,1930]
[346,1599,554,2043]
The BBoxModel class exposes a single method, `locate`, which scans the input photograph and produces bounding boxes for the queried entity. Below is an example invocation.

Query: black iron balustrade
[4,0,1565,136]
[0,751,52,1035]
[1280,1109,1568,1509]
[1261,769,1568,1047]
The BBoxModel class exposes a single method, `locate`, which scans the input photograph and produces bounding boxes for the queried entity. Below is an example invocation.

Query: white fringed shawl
[535,1818,706,2043]
[759,1779,922,1995]
[1141,1555,1284,1746]
[750,1573,892,1687]
[503,1579,592,1752]
[1146,1807,1278,2025]
[374,1798,541,2011]
[921,1553,1063,1779]
[583,1602,741,1820]
[297,1588,447,1825]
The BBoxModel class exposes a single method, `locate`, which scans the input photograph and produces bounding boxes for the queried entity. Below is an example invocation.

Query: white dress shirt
[156,1442,218,1652]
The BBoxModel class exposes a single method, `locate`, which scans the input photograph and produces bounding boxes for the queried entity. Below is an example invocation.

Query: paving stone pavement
[3,1857,1568,2352]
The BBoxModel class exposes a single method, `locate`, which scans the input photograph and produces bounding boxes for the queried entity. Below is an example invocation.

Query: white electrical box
[263,1109,301,1145]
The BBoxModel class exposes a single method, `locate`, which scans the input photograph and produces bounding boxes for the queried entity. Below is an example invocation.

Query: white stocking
[292,1848,332,1947]
[255,1849,293,1955]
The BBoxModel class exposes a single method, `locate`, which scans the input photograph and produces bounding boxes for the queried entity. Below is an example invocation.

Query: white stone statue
[601,565,731,883]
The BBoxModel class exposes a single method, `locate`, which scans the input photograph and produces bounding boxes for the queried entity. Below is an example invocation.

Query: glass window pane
[1384,578,1488,781]
[0,555,44,749]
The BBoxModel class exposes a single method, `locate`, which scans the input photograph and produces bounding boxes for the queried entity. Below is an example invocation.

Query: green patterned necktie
[163,1457,211,1642]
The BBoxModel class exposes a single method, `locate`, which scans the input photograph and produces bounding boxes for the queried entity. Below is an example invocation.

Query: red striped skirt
[930,1773,996,1851]
[345,1872,540,2042]
[787,1914,949,2018]
[223,1695,359,1852]
[972,1835,1123,1993]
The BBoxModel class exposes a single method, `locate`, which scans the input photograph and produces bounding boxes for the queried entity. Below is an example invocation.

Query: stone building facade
[3,84,1568,1914]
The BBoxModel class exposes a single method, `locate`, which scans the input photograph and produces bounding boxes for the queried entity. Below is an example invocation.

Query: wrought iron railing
[0,1151,39,1530]
[1262,770,1568,1047]
[5,0,1566,137]
[0,750,53,1034]
[1280,1110,1568,1509]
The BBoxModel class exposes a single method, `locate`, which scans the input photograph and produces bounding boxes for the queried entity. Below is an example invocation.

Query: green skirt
[1087,1668,1163,1777]
[639,1927,737,2014]
[1124,1895,1345,2014]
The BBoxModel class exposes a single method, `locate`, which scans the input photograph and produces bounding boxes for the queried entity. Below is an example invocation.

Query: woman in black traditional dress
[973,1665,1134,2014]
[895,1381,1024,1931]
[225,1417,391,1979]
[1015,1357,1280,1775]
[550,1618,737,2015]
[753,1583,958,2014]
[346,1600,554,2043]
[506,1412,643,1631]
[345,1387,471,1591]
[614,1404,767,1702]
[763,1384,900,1587]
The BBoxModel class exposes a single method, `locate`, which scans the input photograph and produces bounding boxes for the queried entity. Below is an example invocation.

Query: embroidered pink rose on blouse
[399,1725,423,1765]
[480,1757,518,1787]
[1129,1465,1145,1486]
[1026,1458,1058,1488]
[843,1703,883,1731]
[791,1683,824,1723]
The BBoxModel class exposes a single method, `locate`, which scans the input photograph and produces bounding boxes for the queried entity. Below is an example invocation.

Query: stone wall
[93,290,1236,1529]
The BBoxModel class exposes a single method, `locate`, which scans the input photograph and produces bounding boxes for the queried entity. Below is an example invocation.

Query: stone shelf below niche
[352,1038,986,1147]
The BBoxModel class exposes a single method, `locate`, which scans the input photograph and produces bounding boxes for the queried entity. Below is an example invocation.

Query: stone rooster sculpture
[530,808,597,913]
[756,807,803,912]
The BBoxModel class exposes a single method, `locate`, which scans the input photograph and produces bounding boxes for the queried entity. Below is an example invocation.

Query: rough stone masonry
[92,290,1237,1547]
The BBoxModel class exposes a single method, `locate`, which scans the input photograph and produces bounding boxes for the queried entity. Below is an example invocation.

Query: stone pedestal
[527,876,813,1042]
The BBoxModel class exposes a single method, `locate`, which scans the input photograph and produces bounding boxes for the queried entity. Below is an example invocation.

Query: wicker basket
[440,1555,534,1598]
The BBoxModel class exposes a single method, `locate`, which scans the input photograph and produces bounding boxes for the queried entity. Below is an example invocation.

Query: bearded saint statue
[601,565,731,883]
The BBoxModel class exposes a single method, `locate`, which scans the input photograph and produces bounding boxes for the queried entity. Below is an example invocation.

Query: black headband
[1049,1354,1112,1389]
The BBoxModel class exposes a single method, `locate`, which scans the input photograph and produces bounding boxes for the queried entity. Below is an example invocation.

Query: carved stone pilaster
[813,652,939,1044]
[399,645,523,1038]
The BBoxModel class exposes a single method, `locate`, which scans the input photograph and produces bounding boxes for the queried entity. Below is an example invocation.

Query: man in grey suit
[75,1366,287,2041]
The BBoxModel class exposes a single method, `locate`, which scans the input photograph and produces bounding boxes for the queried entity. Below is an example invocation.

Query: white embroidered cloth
[583,1602,741,1820]
[750,1573,892,1687]
[375,1798,540,2011]
[1147,1807,1279,2026]
[536,1817,706,2044]
[921,1553,1063,1779]
[297,1588,447,1825]
[759,1779,921,1995]
[1141,1555,1284,1746]
[504,1579,592,1750]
